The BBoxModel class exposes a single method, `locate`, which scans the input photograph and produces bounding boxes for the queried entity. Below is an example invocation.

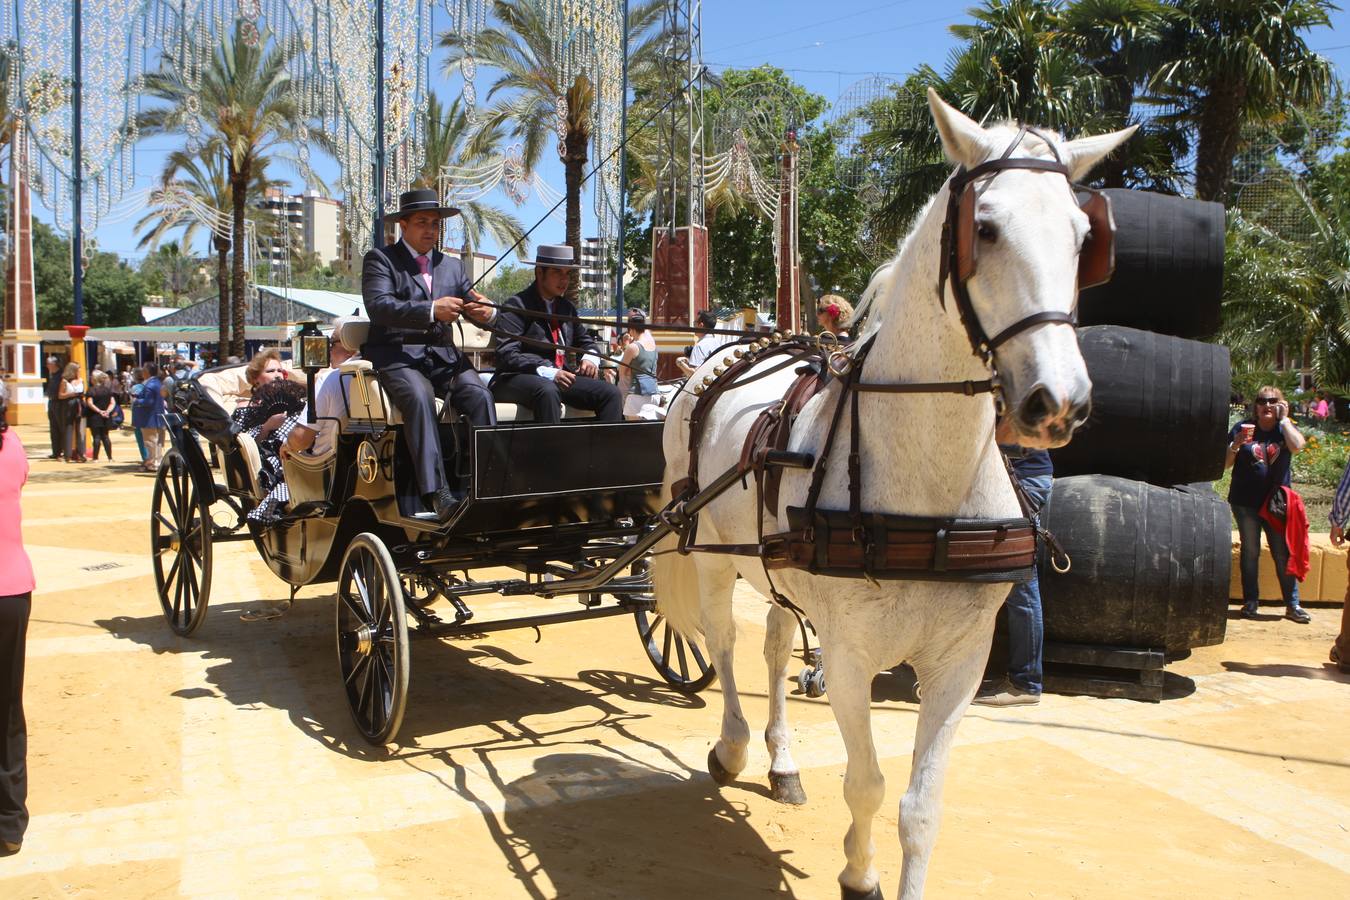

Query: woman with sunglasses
[1225,386,1311,623]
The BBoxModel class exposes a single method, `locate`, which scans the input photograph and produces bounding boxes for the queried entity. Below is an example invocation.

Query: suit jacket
[492,282,601,377]
[361,241,475,371]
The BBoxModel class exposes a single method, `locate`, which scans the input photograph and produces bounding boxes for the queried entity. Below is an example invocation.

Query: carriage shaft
[413,595,654,638]
[501,451,814,597]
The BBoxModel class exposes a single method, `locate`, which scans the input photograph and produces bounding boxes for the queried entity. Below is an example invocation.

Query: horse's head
[928,89,1135,448]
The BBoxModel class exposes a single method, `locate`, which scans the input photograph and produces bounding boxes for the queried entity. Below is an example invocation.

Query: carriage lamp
[293,319,327,424]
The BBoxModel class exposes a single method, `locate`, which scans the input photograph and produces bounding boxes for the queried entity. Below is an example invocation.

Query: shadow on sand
[95,593,707,763]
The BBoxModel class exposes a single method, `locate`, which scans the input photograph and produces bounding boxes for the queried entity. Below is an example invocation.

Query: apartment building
[257,188,343,266]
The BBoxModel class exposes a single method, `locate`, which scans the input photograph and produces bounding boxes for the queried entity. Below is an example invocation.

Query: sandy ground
[1,421,1347,899]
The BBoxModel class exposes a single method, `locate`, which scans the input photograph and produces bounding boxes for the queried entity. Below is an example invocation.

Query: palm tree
[136,21,329,357]
[1151,0,1336,202]
[862,0,1112,245]
[415,92,528,260]
[440,0,666,299]
[135,145,284,349]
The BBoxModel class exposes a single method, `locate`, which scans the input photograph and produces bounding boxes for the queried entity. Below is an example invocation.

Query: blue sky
[58,1,1350,266]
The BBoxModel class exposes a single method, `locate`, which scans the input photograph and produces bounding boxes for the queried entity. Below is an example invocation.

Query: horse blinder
[1076,188,1115,290]
[954,182,1116,291]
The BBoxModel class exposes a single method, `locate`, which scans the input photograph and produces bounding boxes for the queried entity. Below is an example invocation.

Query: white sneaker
[972,681,1040,707]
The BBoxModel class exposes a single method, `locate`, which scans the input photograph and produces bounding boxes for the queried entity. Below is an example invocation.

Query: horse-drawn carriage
[148,318,714,744]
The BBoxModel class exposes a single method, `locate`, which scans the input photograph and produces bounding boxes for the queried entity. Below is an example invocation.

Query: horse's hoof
[768,770,807,805]
[707,747,736,786]
[841,884,883,900]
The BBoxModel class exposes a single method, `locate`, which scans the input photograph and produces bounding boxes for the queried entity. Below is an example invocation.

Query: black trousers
[0,593,29,845]
[492,373,623,424]
[47,404,64,458]
[89,423,112,459]
[379,361,496,498]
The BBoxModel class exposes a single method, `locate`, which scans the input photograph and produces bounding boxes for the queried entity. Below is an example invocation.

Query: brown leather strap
[803,363,860,527]
[762,509,1037,584]
[853,379,994,395]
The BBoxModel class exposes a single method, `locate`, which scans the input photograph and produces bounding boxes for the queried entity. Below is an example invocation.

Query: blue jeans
[1006,474,1052,694]
[1233,503,1300,606]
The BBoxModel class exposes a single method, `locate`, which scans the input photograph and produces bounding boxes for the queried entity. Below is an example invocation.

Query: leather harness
[671,128,1088,593]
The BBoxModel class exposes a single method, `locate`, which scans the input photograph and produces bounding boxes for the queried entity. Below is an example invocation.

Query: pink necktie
[416,254,432,295]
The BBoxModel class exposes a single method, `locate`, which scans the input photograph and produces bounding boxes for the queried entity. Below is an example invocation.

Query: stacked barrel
[1036,190,1231,699]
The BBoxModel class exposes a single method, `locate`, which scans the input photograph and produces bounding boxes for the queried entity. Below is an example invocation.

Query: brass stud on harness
[771,331,783,343]
[733,349,745,359]
[713,366,725,377]
[702,375,715,387]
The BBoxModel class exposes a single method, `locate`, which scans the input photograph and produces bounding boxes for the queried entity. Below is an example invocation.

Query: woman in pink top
[0,381,34,855]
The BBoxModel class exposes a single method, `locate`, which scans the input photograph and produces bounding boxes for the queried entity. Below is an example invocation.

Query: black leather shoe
[430,487,461,523]
[1286,604,1311,624]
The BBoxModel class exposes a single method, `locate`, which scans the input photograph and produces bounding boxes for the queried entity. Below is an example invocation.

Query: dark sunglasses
[1255,398,1280,405]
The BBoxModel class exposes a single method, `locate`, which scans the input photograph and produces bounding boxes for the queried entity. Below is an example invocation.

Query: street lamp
[292,319,327,424]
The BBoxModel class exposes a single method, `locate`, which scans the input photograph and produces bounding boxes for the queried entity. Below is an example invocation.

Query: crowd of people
[42,356,185,472]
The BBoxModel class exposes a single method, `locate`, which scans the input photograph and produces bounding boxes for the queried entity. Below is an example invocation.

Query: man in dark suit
[490,244,622,423]
[362,188,496,521]
[43,357,63,459]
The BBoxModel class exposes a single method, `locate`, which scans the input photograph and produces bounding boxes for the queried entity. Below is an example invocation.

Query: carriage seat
[233,431,266,500]
[281,440,337,507]
[329,318,592,425]
[328,318,440,428]
[478,371,597,422]
[195,362,308,416]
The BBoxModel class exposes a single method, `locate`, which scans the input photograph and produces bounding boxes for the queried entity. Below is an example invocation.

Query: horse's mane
[848,121,1066,355]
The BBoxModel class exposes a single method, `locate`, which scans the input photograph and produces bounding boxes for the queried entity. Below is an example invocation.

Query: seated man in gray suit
[361,189,496,521]
[490,244,622,423]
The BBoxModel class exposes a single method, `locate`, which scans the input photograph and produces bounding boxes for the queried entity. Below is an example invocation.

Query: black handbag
[1264,485,1288,522]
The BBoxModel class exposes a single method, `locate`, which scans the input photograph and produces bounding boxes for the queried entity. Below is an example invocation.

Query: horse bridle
[872,125,1117,411]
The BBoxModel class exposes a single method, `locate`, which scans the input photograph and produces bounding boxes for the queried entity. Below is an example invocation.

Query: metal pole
[71,0,83,324]
[614,0,629,323]
[373,0,386,247]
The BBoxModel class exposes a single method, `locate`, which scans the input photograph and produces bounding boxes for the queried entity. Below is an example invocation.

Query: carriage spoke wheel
[151,448,213,636]
[634,608,716,694]
[335,533,410,745]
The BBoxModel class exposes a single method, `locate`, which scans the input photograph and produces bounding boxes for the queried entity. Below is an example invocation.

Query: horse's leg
[823,647,886,900]
[698,556,750,784]
[764,603,806,804]
[896,611,998,899]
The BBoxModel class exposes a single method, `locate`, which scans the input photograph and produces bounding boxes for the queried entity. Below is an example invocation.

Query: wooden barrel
[1048,326,1231,485]
[1038,476,1229,656]
[1077,190,1225,338]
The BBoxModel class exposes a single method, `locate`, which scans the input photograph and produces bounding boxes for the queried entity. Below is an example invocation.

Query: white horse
[654,90,1134,899]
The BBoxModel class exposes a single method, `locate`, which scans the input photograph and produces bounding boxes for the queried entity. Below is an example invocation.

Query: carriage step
[288,500,337,519]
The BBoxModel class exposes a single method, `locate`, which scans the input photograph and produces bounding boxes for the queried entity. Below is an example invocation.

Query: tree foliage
[34,222,145,328]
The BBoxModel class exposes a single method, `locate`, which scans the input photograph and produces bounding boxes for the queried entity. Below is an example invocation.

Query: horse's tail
[652,475,705,640]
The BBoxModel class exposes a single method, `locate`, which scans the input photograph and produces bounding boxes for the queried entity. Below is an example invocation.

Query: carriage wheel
[335,533,410,745]
[633,608,716,694]
[151,448,213,636]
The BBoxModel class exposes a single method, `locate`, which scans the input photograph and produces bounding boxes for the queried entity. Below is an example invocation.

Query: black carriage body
[165,368,667,586]
[154,366,713,745]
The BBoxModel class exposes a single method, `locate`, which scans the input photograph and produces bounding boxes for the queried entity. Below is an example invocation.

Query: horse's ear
[927,87,991,168]
[1063,125,1139,181]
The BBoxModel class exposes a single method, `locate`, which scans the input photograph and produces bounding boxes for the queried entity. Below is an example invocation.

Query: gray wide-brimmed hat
[527,244,584,270]
[387,188,460,221]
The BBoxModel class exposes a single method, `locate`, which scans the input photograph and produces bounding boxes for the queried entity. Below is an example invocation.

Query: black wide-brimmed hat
[387,188,459,221]
[526,243,583,269]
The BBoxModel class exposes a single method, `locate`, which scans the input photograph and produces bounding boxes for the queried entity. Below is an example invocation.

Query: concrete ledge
[1229,530,1348,602]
